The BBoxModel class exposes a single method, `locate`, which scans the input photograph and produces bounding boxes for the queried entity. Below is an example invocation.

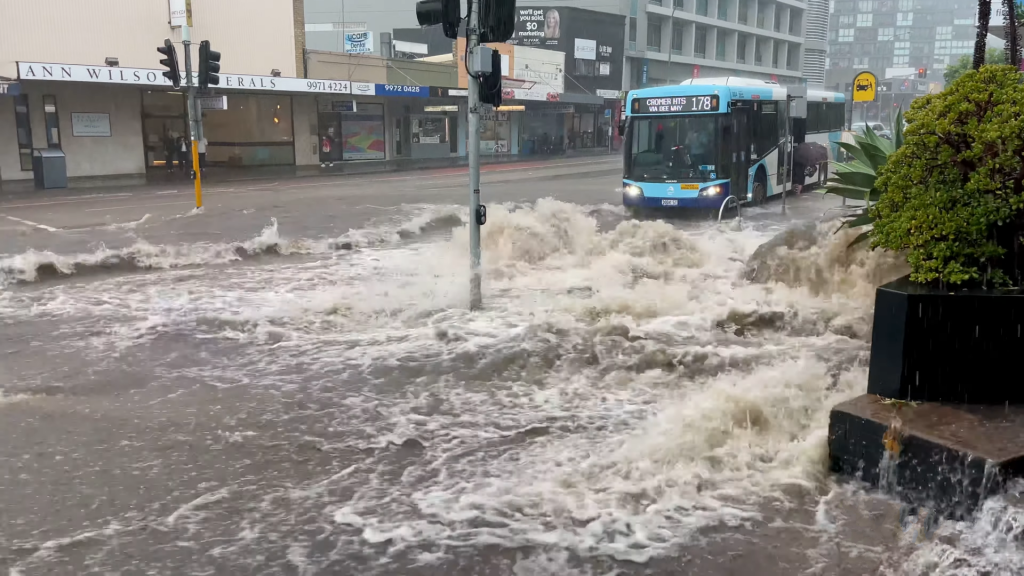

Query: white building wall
[0,83,146,181]
[0,0,297,79]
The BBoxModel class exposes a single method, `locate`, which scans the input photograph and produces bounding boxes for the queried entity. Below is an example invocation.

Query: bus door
[729,105,752,201]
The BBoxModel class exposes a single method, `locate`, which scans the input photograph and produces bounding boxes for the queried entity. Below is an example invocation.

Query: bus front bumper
[622,192,729,210]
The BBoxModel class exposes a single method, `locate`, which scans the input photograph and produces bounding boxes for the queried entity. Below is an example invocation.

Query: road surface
[1,158,1021,575]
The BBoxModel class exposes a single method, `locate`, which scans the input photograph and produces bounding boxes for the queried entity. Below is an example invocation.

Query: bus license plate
[662,199,679,206]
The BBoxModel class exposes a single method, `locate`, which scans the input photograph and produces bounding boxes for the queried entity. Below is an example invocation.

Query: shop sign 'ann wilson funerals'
[17,62,354,94]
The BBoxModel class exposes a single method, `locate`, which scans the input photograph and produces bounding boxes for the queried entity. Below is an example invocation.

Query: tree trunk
[976,0,992,70]
[1006,0,1022,69]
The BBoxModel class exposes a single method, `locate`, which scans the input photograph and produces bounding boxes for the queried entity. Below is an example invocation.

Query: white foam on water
[7,198,1011,573]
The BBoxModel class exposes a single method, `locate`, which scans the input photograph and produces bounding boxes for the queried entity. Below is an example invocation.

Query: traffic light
[478,50,502,106]
[157,38,180,88]
[479,0,516,43]
[415,0,461,39]
[198,40,221,89]
[917,67,927,79]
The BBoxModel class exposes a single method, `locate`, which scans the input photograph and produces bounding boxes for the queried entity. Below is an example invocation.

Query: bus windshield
[627,115,719,182]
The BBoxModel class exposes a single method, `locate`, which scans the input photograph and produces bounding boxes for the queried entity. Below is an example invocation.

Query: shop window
[13,95,33,170]
[43,95,61,149]
[204,94,296,166]
[412,116,448,144]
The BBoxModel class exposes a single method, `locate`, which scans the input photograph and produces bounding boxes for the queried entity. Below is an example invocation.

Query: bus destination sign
[633,95,720,114]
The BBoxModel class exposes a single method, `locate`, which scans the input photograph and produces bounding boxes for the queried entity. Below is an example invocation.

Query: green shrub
[871,65,1024,287]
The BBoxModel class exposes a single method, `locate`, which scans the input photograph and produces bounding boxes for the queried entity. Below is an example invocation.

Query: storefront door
[141,91,187,168]
[318,112,343,163]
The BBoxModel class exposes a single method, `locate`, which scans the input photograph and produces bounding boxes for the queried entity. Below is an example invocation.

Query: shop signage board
[0,81,20,96]
[168,0,192,28]
[375,84,429,97]
[18,62,353,95]
[344,32,374,54]
[351,82,375,96]
[71,113,111,137]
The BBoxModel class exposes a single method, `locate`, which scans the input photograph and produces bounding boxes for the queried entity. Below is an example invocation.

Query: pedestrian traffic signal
[478,50,503,107]
[917,67,927,79]
[415,0,461,39]
[198,40,221,89]
[157,38,180,88]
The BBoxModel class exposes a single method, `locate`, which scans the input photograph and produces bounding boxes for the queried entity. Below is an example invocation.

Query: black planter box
[867,275,1024,403]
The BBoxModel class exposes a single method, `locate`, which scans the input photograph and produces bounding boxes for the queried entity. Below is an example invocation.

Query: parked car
[852,121,892,141]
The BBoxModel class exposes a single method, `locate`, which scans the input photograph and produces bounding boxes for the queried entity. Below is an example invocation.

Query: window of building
[672,25,684,54]
[696,0,709,16]
[694,25,708,57]
[854,56,869,67]
[857,0,873,11]
[649,0,662,6]
[205,94,296,166]
[575,59,596,76]
[835,0,854,12]
[839,15,855,26]
[719,0,729,20]
[893,55,909,65]
[857,13,872,26]
[43,95,61,149]
[897,12,913,26]
[896,27,910,40]
[629,17,637,51]
[772,41,780,66]
[855,27,875,41]
[878,27,894,40]
[897,0,912,9]
[674,0,685,8]
[647,19,662,51]
[739,0,750,24]
[953,16,974,25]
[790,12,802,35]
[13,95,33,171]
[630,0,638,16]
[737,34,748,62]
[717,35,727,60]
[894,41,910,55]
[936,26,952,40]
[839,28,854,42]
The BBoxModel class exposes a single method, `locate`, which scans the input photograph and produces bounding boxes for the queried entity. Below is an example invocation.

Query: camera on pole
[415,0,461,39]
[198,40,221,89]
[157,38,180,88]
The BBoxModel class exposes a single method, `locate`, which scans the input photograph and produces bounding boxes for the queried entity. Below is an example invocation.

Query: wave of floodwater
[1,199,1018,575]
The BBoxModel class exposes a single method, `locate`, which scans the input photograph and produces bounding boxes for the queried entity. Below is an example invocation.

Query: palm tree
[1005,0,1022,69]
[975,0,992,70]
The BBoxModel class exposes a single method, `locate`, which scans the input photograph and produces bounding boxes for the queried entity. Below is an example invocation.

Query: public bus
[620,77,846,216]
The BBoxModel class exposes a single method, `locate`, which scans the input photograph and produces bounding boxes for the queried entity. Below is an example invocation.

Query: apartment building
[825,0,979,91]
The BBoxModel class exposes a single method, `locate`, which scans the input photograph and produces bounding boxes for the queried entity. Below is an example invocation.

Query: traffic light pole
[467,0,482,310]
[181,26,203,209]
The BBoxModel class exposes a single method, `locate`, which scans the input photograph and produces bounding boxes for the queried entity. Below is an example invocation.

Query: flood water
[1,199,1021,575]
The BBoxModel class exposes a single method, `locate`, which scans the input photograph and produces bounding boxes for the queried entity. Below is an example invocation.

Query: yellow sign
[852,71,877,103]
[680,183,700,190]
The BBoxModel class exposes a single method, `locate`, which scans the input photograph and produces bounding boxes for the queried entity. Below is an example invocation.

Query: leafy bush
[872,65,1024,287]
[823,110,905,246]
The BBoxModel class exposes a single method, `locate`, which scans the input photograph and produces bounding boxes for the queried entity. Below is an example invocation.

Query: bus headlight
[699,185,722,197]
[624,184,643,197]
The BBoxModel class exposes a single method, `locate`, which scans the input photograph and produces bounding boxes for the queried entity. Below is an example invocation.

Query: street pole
[182,25,203,209]
[467,0,482,310]
[782,95,791,215]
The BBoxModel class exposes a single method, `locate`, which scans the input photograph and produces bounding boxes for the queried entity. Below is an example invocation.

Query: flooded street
[0,167,1021,575]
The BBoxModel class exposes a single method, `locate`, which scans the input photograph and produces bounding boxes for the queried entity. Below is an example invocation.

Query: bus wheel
[752,174,768,205]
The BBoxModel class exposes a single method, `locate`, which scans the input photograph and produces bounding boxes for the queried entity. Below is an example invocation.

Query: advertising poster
[511,7,562,47]
[345,32,374,54]
[511,45,565,100]
[342,112,385,160]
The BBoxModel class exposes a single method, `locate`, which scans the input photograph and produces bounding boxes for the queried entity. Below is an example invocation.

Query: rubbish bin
[32,148,67,189]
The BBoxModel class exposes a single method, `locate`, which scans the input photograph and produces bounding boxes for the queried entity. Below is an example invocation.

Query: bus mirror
[618,119,626,136]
